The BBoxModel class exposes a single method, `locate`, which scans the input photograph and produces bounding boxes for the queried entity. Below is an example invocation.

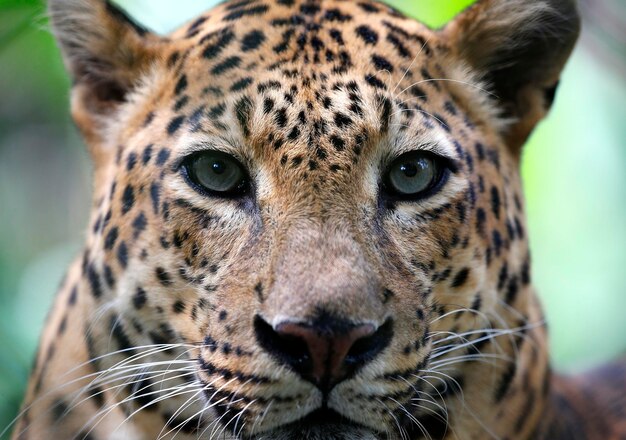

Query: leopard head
[48,0,579,438]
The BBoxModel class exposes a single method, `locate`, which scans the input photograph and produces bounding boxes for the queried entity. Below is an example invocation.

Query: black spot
[498,264,509,290]
[132,212,147,239]
[371,54,394,72]
[51,399,69,421]
[212,56,241,75]
[235,96,253,137]
[187,16,208,33]
[334,112,352,128]
[275,108,289,127]
[329,29,345,45]
[471,294,482,311]
[355,25,378,44]
[104,227,119,250]
[173,96,189,112]
[490,186,501,219]
[142,144,153,165]
[476,208,486,236]
[110,316,134,355]
[87,264,103,298]
[231,77,254,92]
[175,74,188,95]
[209,103,226,119]
[255,282,264,302]
[521,258,531,285]
[365,74,386,89]
[126,152,137,171]
[492,230,503,256]
[494,361,517,402]
[117,242,128,268]
[505,276,519,305]
[223,4,269,21]
[150,183,161,214]
[358,2,380,13]
[287,126,300,141]
[219,310,228,321]
[143,112,155,127]
[409,85,427,102]
[263,98,275,114]
[433,113,450,132]
[451,268,470,288]
[156,148,171,166]
[475,142,486,161]
[121,185,134,215]
[330,135,345,151]
[167,116,185,135]
[257,80,281,93]
[172,300,185,314]
[68,286,78,306]
[133,287,147,309]
[379,96,392,132]
[203,29,236,59]
[291,156,303,166]
[241,30,266,51]
[386,33,410,58]
[103,264,115,288]
[167,51,180,67]
[156,267,173,286]
[323,8,352,22]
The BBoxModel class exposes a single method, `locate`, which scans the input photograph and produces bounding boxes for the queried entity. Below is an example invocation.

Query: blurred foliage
[1,0,625,435]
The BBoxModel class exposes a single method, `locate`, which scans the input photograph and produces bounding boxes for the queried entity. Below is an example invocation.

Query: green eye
[183,151,249,196]
[385,151,448,198]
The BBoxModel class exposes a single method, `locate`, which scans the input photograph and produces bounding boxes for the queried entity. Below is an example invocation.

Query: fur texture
[12,1,624,440]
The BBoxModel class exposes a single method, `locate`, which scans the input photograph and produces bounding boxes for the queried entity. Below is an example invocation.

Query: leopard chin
[247,409,380,440]
[254,427,378,440]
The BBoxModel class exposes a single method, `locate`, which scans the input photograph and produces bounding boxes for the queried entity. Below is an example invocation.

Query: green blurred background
[1,0,625,433]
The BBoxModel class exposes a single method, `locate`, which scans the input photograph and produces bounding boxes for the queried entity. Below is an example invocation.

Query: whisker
[391,35,433,95]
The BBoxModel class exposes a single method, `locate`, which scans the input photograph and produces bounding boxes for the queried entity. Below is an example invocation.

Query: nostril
[345,319,394,367]
[254,315,310,369]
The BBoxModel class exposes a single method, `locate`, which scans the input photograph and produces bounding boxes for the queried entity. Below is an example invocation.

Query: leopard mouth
[252,408,380,440]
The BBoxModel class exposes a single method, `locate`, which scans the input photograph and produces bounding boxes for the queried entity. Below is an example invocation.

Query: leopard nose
[254,314,393,391]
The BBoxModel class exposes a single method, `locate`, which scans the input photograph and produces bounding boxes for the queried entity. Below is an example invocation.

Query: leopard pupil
[212,161,226,175]
[400,163,418,178]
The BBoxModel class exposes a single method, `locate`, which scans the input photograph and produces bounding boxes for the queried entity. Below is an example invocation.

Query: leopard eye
[384,151,449,199]
[182,150,249,197]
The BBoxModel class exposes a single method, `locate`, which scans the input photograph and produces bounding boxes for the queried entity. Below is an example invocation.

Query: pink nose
[254,315,393,391]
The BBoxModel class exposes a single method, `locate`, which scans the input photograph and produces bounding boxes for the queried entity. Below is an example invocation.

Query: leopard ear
[443,0,580,151]
[48,0,162,147]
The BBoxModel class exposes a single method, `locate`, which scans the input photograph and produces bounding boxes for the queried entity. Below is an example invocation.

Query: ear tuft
[444,0,581,149]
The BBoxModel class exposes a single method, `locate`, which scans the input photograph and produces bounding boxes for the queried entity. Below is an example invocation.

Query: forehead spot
[202,29,236,59]
[223,4,270,22]
[241,29,266,51]
[211,56,242,75]
[355,25,378,45]
[167,116,185,136]
[371,54,394,73]
[231,77,254,92]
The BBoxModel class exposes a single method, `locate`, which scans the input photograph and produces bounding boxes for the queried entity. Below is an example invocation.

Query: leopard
[9,0,626,439]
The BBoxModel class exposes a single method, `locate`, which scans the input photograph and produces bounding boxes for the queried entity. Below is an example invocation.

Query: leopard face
[21,0,579,438]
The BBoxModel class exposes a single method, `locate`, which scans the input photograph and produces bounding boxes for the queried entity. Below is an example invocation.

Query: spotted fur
[10,0,626,439]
